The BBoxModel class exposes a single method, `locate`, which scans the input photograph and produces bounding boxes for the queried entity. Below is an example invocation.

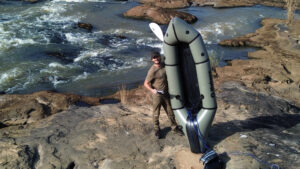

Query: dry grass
[286,0,297,25]
[119,84,128,104]
[208,50,221,77]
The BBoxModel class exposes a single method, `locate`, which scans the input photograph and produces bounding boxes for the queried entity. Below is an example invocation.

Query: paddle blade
[149,22,164,41]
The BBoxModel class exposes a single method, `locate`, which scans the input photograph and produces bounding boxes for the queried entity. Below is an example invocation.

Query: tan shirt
[145,64,168,92]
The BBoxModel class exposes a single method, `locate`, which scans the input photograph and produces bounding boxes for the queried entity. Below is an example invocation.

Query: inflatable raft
[163,17,217,153]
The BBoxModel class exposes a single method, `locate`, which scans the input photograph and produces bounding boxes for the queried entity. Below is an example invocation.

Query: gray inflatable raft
[163,17,217,153]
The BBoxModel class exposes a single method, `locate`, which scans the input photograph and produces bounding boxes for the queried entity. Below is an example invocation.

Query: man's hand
[152,89,157,94]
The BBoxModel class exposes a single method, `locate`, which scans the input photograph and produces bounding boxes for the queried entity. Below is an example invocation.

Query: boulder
[123,5,197,25]
[77,22,93,32]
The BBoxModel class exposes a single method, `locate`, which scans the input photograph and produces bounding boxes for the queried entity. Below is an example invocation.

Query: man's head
[151,51,161,65]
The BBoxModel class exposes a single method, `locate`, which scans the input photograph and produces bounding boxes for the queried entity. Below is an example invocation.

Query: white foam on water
[0,1,82,52]
[111,29,143,36]
[109,39,130,49]
[53,0,106,2]
[74,48,110,62]
[65,33,96,45]
[136,37,162,47]
[40,2,81,23]
[73,72,90,81]
[133,58,147,68]
[0,37,37,50]
[48,76,68,87]
[40,62,79,75]
[0,68,24,90]
[40,68,59,74]
[197,22,236,43]
[49,62,66,69]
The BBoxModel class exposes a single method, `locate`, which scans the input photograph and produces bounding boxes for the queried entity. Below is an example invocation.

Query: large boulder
[123,5,197,24]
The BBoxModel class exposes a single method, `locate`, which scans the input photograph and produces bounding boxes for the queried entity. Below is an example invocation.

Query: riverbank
[217,18,300,106]
[124,0,300,24]
[1,7,300,169]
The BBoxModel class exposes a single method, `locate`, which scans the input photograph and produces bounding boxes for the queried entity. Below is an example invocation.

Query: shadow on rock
[209,114,300,146]
[210,81,300,145]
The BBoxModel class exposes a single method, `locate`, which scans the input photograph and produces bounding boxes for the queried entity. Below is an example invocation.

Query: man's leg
[162,96,177,129]
[152,94,162,133]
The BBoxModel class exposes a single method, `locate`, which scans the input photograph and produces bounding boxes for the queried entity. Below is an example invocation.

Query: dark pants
[152,93,177,131]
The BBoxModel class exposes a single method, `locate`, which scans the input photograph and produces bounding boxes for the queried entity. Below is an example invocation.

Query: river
[0,0,299,96]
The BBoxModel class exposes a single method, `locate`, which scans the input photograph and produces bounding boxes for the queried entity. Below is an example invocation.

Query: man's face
[152,56,161,64]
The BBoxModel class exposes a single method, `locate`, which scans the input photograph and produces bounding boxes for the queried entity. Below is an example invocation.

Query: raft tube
[163,17,217,153]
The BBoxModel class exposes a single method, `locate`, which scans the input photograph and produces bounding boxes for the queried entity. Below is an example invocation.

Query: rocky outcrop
[124,0,299,25]
[0,91,101,126]
[123,5,197,25]
[140,0,300,9]
[217,19,300,106]
[0,82,299,169]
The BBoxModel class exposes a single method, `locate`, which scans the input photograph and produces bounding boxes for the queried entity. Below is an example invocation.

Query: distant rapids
[0,0,299,96]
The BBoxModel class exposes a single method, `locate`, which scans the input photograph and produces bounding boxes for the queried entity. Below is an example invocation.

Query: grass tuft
[119,84,128,104]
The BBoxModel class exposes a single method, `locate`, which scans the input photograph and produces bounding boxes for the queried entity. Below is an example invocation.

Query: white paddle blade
[149,22,164,41]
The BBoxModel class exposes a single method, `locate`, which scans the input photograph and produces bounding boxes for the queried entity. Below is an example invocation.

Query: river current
[0,0,299,96]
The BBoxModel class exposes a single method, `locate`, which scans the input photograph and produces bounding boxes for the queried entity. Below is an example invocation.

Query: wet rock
[0,91,100,126]
[45,51,74,63]
[23,0,42,3]
[123,5,197,25]
[97,34,128,47]
[45,45,81,63]
[137,0,300,9]
[77,22,93,32]
[140,0,191,8]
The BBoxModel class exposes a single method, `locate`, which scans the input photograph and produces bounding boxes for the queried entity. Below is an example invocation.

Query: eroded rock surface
[0,91,100,126]
[218,19,300,106]
[0,82,299,169]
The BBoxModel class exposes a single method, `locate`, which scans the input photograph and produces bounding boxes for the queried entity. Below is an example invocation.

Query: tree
[286,0,297,25]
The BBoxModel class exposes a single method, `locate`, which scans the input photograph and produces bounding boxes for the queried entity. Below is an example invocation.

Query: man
[144,51,180,139]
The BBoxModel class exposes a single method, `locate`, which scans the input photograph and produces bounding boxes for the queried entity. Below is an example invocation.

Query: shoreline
[1,4,300,169]
[1,17,299,126]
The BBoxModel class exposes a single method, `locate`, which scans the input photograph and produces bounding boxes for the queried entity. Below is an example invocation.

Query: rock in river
[123,5,197,25]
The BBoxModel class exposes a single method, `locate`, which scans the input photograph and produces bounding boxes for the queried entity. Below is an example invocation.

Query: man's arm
[144,79,157,94]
